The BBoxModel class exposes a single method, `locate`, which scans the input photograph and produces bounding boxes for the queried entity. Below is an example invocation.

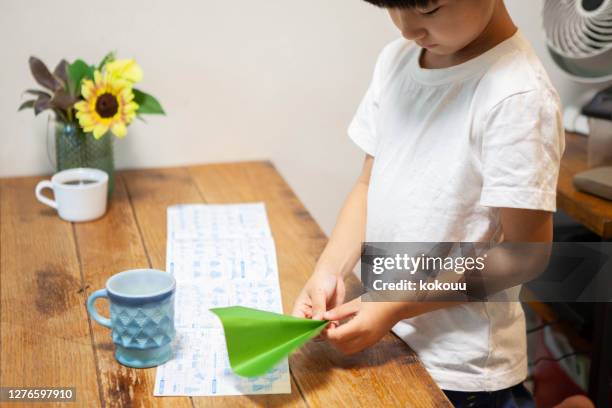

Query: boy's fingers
[313,322,336,342]
[291,302,302,317]
[311,288,327,320]
[323,298,359,321]
[338,336,370,355]
[292,304,311,318]
[327,318,375,355]
[291,293,311,317]
[319,321,338,338]
[326,318,362,344]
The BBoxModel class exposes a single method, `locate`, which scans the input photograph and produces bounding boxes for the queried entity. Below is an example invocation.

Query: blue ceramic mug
[87,269,176,368]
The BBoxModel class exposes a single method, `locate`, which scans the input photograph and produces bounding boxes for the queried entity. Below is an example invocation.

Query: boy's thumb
[323,299,359,321]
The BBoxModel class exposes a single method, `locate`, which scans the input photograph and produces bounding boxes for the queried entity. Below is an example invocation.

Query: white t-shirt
[348,31,565,392]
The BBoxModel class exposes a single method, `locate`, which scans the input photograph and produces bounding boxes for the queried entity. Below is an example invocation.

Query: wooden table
[0,162,451,407]
[557,132,612,239]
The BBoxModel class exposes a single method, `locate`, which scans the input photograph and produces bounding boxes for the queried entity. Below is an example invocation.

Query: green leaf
[98,51,116,69]
[133,89,165,115]
[18,100,35,111]
[67,59,94,97]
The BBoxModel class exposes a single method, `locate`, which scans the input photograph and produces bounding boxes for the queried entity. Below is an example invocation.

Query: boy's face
[388,0,498,56]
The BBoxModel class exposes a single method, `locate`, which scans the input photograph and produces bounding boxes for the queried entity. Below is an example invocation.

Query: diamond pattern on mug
[110,296,175,349]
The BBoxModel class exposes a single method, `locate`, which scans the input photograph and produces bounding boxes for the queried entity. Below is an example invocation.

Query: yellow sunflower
[106,59,143,83]
[74,70,139,139]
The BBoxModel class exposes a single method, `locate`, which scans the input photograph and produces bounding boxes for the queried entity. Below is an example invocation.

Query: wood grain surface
[0,176,101,407]
[558,133,612,239]
[0,161,451,407]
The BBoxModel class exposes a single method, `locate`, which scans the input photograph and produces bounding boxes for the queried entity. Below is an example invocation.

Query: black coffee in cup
[63,179,98,186]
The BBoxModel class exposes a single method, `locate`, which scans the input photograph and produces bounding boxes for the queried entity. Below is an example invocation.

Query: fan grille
[543,0,612,58]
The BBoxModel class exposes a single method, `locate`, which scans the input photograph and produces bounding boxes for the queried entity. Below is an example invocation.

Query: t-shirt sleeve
[479,89,565,212]
[347,47,388,156]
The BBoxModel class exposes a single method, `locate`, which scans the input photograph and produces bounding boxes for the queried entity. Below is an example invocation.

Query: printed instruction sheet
[154,203,291,396]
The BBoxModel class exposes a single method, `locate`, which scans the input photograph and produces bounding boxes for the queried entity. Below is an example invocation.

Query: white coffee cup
[35,168,109,222]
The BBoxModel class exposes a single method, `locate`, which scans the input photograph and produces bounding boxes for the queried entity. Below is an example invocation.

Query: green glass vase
[54,121,115,196]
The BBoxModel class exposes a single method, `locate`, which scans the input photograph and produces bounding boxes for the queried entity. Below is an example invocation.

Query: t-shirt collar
[408,30,524,85]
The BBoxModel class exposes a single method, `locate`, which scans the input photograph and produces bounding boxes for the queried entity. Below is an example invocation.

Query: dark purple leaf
[23,89,51,99]
[29,56,61,91]
[17,100,35,111]
[53,59,69,84]
[33,94,52,115]
[53,108,68,122]
[50,89,77,110]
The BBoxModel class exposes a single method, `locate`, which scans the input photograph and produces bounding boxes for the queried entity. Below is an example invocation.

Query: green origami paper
[210,306,329,378]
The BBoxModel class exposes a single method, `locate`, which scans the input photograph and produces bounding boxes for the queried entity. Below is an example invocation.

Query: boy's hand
[323,298,400,354]
[291,271,346,320]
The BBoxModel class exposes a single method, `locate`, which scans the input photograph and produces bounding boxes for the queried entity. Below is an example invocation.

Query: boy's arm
[317,154,374,278]
[397,207,552,317]
[324,208,553,355]
[291,154,373,320]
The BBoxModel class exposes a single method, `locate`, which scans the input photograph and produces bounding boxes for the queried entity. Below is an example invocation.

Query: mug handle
[35,180,57,209]
[87,289,112,328]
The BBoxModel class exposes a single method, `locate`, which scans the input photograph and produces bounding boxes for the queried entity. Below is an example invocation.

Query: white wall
[0,0,605,234]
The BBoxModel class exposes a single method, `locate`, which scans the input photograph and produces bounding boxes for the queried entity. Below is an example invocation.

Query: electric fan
[542,0,612,160]
[543,0,612,82]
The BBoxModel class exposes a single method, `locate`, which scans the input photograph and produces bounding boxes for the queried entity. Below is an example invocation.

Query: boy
[292,0,565,406]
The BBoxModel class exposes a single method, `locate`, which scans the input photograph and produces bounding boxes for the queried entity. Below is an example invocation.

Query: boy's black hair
[363,0,435,8]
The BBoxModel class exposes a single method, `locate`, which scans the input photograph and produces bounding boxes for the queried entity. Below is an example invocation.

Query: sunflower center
[95,93,119,118]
